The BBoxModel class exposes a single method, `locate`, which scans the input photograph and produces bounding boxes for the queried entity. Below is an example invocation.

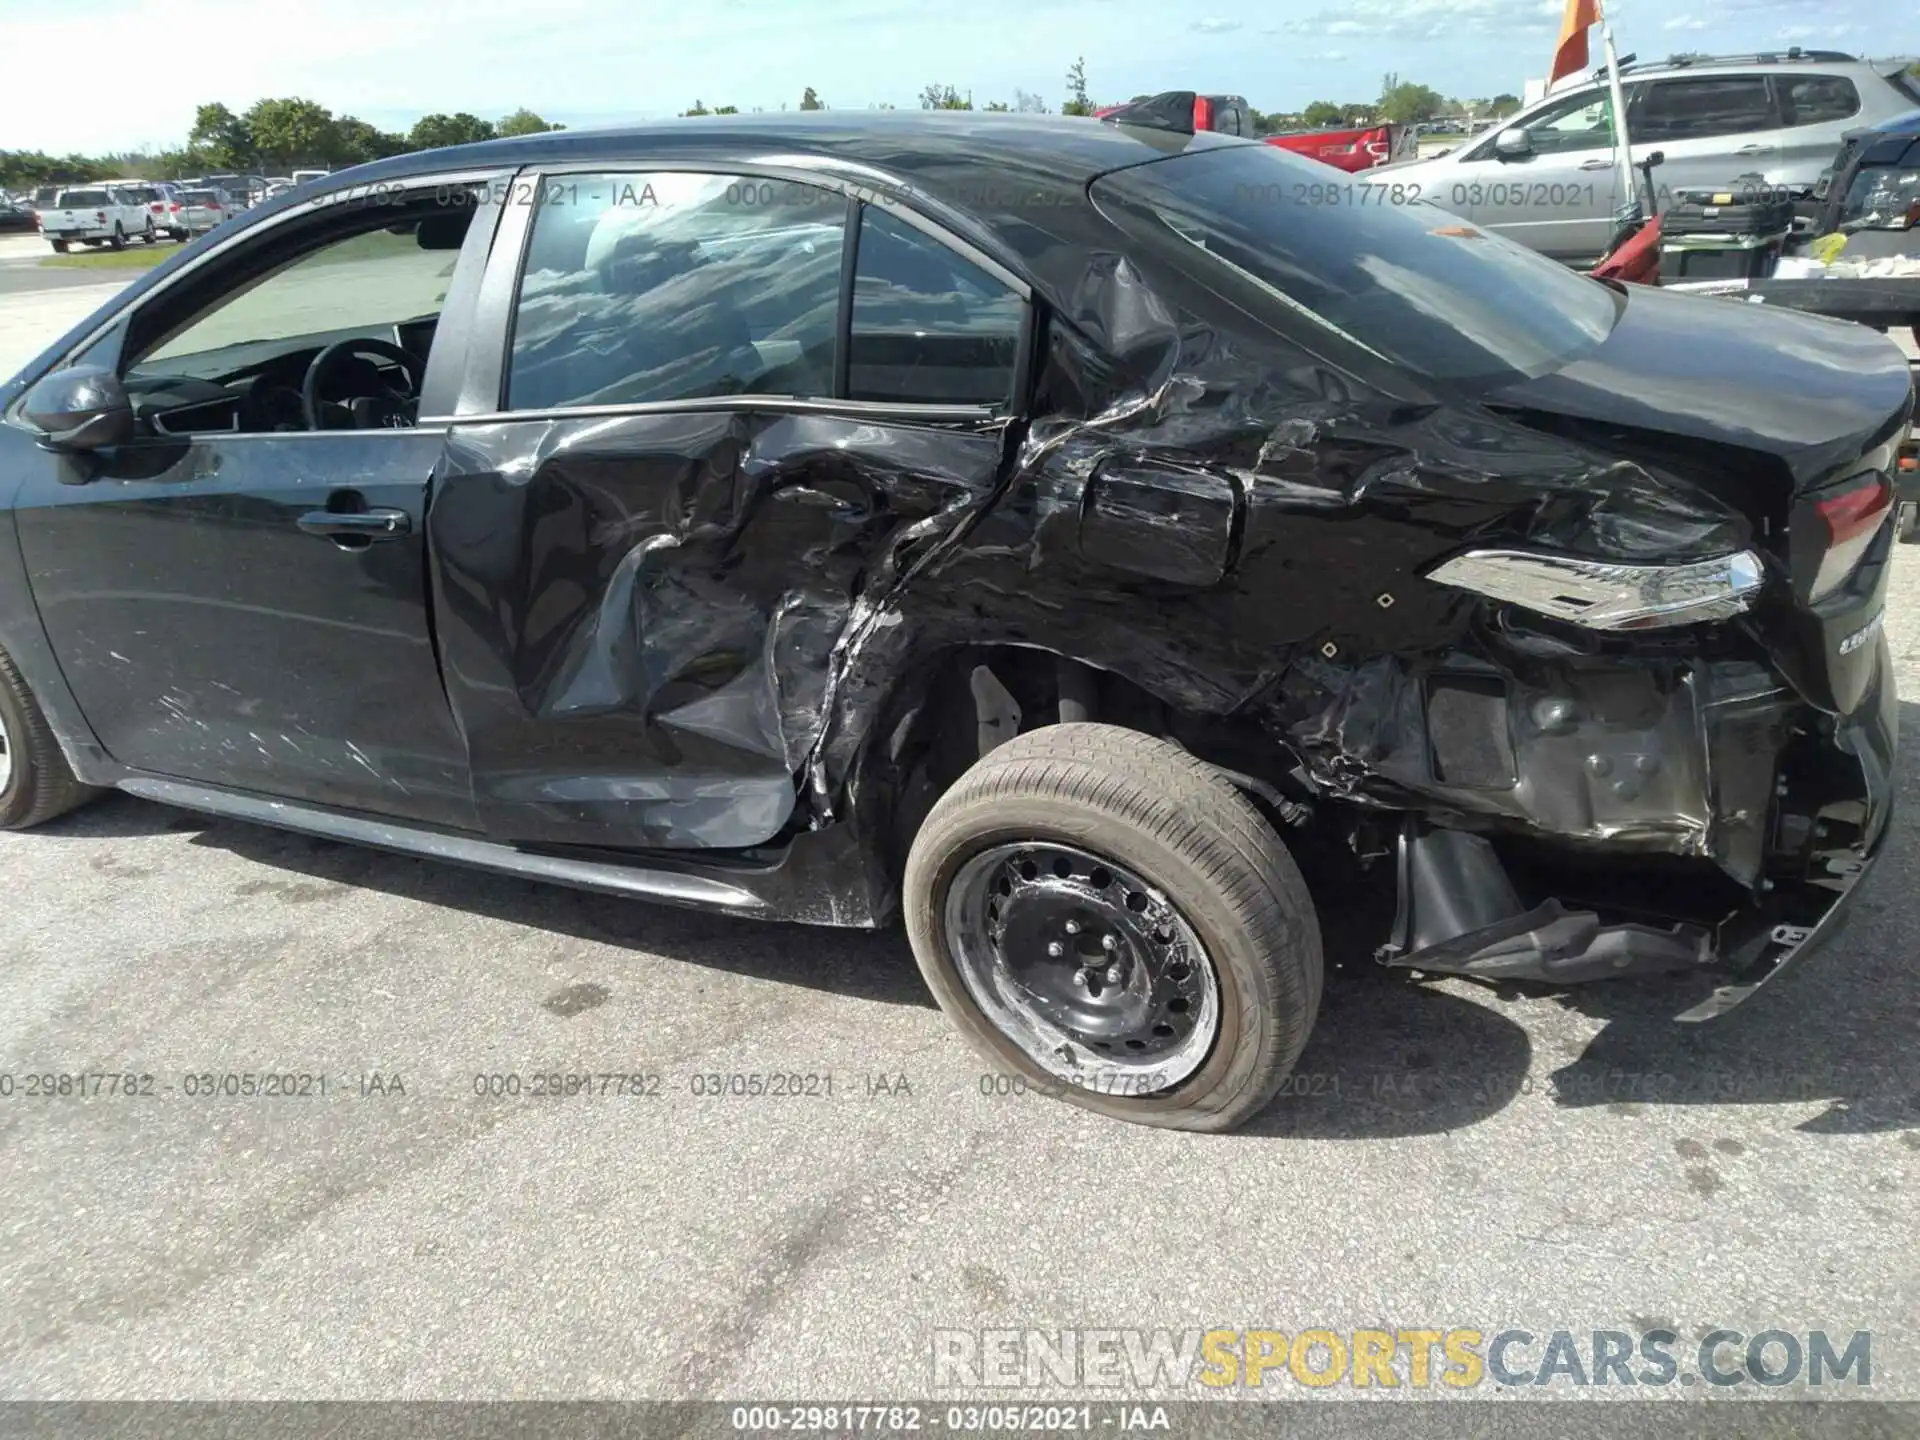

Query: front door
[1457,85,1627,261]
[13,185,494,828]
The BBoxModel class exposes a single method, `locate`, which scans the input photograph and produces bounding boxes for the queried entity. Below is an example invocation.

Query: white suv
[1375,49,1920,264]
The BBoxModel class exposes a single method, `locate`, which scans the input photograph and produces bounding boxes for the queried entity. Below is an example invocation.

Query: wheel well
[872,645,1315,863]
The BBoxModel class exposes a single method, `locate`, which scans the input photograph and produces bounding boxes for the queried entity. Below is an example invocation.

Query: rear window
[1088,144,1618,387]
[1780,75,1860,127]
[182,191,220,204]
[57,189,110,207]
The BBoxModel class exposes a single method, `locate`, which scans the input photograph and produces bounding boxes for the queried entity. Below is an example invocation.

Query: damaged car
[0,114,1907,1131]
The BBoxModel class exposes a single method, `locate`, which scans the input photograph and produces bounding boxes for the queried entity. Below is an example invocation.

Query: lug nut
[1065,919,1081,935]
[1101,934,1118,952]
[1105,963,1122,984]
[1047,941,1064,958]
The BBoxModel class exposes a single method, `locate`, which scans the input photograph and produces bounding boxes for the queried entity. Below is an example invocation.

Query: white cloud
[1662,15,1709,30]
[1278,0,1559,39]
[1190,16,1242,32]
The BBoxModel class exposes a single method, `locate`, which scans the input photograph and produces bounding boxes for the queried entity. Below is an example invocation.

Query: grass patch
[39,244,180,271]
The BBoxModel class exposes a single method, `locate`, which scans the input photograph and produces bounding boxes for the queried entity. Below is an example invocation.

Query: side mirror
[24,366,134,453]
[1493,128,1533,160]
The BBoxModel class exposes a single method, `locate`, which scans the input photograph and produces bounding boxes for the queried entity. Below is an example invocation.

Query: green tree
[713,105,739,115]
[188,103,254,169]
[682,99,711,116]
[920,83,972,110]
[1379,79,1444,124]
[245,98,340,169]
[1061,56,1094,116]
[409,112,497,149]
[1488,92,1521,117]
[1014,89,1048,113]
[497,107,561,137]
[330,116,406,164]
[983,100,1012,111]
[799,86,824,110]
[1301,100,1345,127]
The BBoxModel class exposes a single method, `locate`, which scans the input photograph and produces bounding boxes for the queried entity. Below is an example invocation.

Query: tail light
[1808,474,1892,601]
[95,210,106,222]
[168,202,181,212]
[1193,95,1214,131]
[1426,548,1765,630]
[150,201,164,211]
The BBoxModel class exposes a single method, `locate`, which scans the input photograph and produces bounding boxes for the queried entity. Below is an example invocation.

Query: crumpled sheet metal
[433,410,1001,848]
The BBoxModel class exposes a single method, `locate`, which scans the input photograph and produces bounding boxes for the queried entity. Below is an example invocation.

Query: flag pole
[1598,10,1638,217]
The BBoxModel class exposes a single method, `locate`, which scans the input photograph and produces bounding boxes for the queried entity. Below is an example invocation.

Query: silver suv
[1377,49,1920,264]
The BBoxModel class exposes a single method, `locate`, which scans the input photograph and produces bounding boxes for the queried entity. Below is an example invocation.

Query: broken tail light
[1808,474,1892,602]
[1426,549,1765,630]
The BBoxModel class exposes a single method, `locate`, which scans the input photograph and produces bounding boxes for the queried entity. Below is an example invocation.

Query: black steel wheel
[905,723,1322,1131]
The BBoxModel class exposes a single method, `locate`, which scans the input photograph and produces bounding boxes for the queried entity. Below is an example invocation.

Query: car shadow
[36,686,1920,1142]
[39,792,936,1010]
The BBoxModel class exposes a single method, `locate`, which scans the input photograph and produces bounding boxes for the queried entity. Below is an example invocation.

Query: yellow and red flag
[1549,0,1602,85]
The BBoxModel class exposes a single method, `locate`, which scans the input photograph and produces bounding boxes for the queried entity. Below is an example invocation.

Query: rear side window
[1779,75,1860,127]
[1633,77,1776,142]
[849,207,1024,405]
[508,172,845,411]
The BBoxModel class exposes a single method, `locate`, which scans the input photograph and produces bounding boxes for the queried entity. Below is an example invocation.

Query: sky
[0,0,1911,156]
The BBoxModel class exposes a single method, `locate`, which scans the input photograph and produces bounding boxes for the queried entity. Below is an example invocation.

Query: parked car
[0,199,37,232]
[200,173,267,208]
[36,184,156,251]
[1095,91,1255,137]
[174,187,236,235]
[1374,49,1920,264]
[0,114,1906,1130]
[1265,120,1417,171]
[110,181,190,241]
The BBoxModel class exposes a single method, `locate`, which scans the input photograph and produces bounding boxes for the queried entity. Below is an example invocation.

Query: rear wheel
[108,224,125,251]
[0,645,97,831]
[1898,501,1920,545]
[904,723,1322,1132]
[50,239,68,253]
[141,217,156,243]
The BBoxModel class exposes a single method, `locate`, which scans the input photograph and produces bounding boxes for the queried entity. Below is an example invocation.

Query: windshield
[1838,152,1920,232]
[1089,143,1620,387]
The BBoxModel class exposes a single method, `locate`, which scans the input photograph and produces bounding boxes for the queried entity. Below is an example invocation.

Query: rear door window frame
[449,162,1035,426]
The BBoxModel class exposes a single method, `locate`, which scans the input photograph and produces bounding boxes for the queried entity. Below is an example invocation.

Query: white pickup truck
[38,185,157,252]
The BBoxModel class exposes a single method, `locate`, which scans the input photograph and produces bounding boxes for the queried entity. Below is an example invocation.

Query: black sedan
[0,113,1908,1130]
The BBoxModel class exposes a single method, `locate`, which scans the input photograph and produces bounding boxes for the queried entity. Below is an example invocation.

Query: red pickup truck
[1264,122,1416,172]
[1094,92,1414,172]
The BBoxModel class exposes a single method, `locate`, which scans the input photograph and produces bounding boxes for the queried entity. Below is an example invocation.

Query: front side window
[849,208,1024,405]
[135,217,464,371]
[507,172,846,411]
[1091,143,1619,388]
[1634,77,1775,142]
[1473,89,1616,159]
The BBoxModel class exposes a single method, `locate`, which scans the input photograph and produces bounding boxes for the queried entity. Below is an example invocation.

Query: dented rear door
[429,166,1025,849]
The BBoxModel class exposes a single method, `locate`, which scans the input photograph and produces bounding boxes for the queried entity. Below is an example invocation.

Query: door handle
[1578,158,1614,170]
[297,507,411,541]
[1734,145,1766,155]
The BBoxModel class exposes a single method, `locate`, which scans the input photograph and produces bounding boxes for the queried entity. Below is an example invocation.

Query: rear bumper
[1373,639,1897,1018]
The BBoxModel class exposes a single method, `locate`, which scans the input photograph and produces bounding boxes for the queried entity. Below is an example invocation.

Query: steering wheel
[301,338,422,431]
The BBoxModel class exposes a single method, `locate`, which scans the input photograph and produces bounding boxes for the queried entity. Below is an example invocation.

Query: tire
[141,218,156,243]
[1898,501,1920,545]
[904,723,1323,1132]
[0,644,97,831]
[108,224,125,251]
[50,239,68,253]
